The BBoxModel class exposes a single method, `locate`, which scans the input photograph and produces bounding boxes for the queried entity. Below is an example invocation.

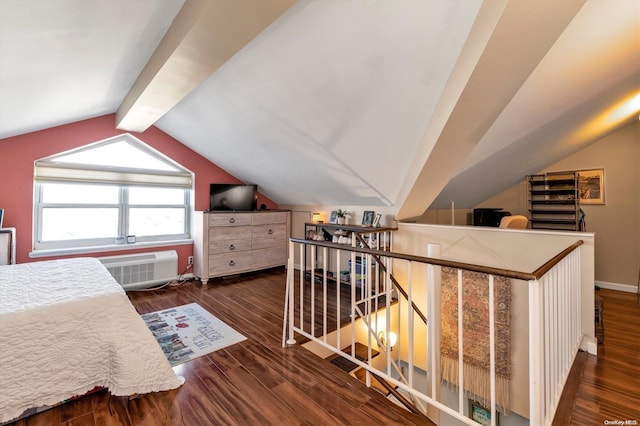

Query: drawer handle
[229,260,235,267]
[268,229,273,235]
[229,218,235,224]
[229,244,235,251]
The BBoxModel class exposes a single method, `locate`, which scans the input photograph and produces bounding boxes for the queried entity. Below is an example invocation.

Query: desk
[0,227,16,265]
[304,222,395,249]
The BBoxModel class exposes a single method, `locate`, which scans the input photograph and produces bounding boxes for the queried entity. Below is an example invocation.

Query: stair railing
[283,237,584,426]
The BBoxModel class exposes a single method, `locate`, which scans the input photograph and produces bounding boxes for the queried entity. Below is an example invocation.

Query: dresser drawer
[208,213,252,227]
[194,210,290,283]
[208,238,251,255]
[209,225,251,241]
[252,211,287,225]
[208,252,252,275]
[251,224,287,249]
[252,247,287,269]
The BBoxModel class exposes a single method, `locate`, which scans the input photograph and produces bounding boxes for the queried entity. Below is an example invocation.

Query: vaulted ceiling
[1,0,638,220]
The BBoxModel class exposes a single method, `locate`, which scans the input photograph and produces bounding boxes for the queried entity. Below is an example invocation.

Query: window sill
[29,239,193,259]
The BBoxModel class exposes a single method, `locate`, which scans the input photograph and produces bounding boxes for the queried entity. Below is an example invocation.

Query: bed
[0,257,184,423]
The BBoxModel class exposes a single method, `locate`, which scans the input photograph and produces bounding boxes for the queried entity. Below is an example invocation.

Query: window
[34,134,193,251]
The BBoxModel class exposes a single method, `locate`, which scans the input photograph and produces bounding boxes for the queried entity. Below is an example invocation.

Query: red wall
[0,114,277,267]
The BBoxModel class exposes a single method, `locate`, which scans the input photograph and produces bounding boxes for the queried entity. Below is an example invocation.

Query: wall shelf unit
[303,222,396,286]
[527,172,581,231]
[304,223,395,249]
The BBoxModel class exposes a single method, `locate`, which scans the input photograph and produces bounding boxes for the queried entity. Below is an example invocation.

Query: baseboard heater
[98,250,178,290]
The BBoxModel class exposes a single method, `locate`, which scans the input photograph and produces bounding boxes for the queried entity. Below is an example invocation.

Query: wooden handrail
[290,237,584,281]
[530,240,583,279]
[287,235,585,422]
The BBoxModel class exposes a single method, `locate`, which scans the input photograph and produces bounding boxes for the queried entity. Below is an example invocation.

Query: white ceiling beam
[116,0,296,133]
[395,0,586,221]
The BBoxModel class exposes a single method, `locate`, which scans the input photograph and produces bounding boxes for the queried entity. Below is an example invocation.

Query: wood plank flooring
[553,288,640,425]
[10,268,431,426]
[9,272,639,425]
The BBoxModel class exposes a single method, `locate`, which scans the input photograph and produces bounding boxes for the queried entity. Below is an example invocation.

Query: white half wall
[392,223,595,419]
[393,223,594,341]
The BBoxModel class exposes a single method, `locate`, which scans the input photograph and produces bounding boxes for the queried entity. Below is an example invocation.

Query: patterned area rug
[440,267,511,411]
[142,303,246,366]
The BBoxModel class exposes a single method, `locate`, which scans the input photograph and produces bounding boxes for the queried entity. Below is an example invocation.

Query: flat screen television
[209,184,258,211]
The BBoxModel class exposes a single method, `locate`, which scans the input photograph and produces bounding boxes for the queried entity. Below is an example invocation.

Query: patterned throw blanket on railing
[440,267,512,412]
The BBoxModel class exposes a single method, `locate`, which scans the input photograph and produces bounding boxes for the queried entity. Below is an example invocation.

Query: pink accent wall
[0,114,278,267]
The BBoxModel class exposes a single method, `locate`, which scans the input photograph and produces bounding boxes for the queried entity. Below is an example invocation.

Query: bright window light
[34,134,193,250]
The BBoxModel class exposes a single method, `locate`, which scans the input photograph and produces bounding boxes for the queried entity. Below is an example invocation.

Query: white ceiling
[1,0,638,215]
[156,0,482,206]
[431,0,640,209]
[0,0,184,138]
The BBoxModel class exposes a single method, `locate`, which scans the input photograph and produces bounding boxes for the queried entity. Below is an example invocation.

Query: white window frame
[33,134,193,252]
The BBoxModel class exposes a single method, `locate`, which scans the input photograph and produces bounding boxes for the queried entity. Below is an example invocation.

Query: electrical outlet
[188,256,193,265]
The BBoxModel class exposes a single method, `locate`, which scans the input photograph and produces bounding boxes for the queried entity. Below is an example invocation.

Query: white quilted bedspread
[0,258,183,423]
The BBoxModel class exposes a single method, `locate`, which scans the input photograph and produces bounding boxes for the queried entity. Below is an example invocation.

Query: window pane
[41,208,118,241]
[128,187,185,205]
[52,140,178,171]
[129,208,185,236]
[43,183,118,204]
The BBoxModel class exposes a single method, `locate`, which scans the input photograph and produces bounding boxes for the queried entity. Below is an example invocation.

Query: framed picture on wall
[578,168,605,205]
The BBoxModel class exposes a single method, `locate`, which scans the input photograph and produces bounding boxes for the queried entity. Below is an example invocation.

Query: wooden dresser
[193,210,290,284]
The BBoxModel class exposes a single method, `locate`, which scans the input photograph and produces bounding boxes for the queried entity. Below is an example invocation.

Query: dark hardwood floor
[553,288,640,425]
[11,268,431,426]
[10,272,639,426]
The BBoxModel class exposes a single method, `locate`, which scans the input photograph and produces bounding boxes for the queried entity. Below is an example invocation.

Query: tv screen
[209,184,258,211]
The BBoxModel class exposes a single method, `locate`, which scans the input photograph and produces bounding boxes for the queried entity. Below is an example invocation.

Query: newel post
[528,278,544,425]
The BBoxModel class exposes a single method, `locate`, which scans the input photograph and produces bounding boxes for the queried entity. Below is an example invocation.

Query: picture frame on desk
[372,213,381,228]
[362,210,374,227]
[329,210,338,224]
[0,208,3,227]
